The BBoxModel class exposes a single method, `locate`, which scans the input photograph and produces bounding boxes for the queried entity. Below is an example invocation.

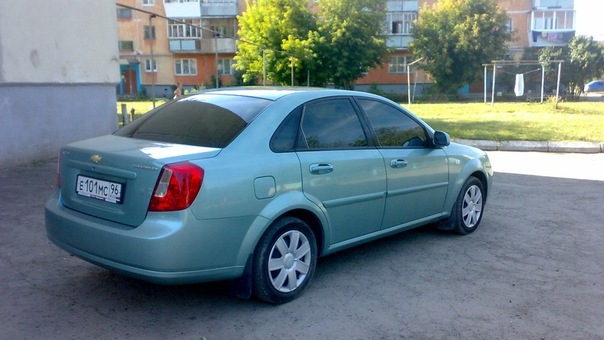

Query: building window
[144,25,156,40]
[168,20,201,38]
[118,41,134,51]
[165,0,199,3]
[506,18,513,33]
[387,12,417,35]
[143,0,154,5]
[175,59,197,75]
[388,56,409,74]
[218,59,235,75]
[145,59,158,73]
[117,8,132,19]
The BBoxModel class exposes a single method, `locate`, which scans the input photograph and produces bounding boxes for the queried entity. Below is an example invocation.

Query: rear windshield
[115,94,272,148]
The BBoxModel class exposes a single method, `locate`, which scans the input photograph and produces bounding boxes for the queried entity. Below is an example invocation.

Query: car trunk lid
[59,135,220,227]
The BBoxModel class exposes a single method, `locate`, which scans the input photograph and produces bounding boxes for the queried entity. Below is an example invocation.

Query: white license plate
[76,175,123,204]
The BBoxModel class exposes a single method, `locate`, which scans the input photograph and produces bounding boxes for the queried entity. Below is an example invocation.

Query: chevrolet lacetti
[45,88,493,304]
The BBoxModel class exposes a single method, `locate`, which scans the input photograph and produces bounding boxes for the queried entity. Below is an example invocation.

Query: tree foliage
[234,0,388,88]
[235,0,316,85]
[315,0,389,89]
[539,35,604,97]
[410,0,513,94]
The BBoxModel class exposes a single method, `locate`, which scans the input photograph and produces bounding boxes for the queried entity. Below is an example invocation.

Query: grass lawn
[404,101,604,142]
[118,100,604,142]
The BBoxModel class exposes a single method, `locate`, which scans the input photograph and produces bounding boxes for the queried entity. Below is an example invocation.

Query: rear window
[115,94,272,148]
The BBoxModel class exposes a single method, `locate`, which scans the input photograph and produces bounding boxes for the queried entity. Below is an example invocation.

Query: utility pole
[407,58,422,106]
[149,14,156,108]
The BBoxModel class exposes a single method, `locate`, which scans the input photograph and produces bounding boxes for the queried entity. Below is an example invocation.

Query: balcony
[164,0,201,19]
[200,37,237,53]
[533,0,574,9]
[386,0,418,12]
[201,0,238,17]
[530,9,575,47]
[169,38,236,53]
[384,11,417,50]
[386,35,413,50]
[170,39,202,52]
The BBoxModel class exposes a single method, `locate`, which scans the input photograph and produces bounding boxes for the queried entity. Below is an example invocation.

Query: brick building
[116,0,577,97]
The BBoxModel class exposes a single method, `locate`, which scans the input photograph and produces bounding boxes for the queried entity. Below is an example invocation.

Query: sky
[574,0,604,41]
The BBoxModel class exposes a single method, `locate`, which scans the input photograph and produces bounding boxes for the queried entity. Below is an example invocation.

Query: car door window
[270,106,303,152]
[358,98,448,227]
[358,99,427,148]
[299,99,368,149]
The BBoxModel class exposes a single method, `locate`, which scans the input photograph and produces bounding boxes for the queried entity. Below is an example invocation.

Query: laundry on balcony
[547,33,559,42]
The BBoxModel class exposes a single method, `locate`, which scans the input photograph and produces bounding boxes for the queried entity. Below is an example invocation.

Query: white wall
[0,0,120,169]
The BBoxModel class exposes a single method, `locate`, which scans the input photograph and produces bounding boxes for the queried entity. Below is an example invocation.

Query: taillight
[149,162,204,211]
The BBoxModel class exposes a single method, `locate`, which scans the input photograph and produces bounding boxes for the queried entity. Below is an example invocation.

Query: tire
[253,217,317,304]
[451,177,485,235]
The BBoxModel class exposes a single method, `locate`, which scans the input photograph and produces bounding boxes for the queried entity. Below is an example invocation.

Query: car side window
[270,106,303,152]
[298,98,369,149]
[358,99,427,148]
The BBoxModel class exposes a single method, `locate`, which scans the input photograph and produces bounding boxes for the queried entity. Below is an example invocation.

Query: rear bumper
[45,193,252,284]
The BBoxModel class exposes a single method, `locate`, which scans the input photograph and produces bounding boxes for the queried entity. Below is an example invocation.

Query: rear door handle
[390,159,408,168]
[310,163,334,175]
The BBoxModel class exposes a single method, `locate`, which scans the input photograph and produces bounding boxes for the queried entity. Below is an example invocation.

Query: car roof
[192,86,375,101]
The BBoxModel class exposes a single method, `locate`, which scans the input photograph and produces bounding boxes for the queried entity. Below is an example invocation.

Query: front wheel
[253,217,317,304]
[451,177,485,235]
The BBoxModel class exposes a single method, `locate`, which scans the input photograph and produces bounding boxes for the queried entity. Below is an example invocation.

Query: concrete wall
[0,1,120,169]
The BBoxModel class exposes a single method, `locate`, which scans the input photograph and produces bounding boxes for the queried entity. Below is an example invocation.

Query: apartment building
[117,0,240,98]
[116,0,576,96]
[502,0,575,59]
[355,0,428,93]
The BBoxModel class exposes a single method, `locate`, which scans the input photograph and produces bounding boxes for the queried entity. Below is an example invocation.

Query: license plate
[76,175,123,204]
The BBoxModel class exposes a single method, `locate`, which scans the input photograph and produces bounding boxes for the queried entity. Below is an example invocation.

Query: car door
[357,98,449,228]
[295,98,387,244]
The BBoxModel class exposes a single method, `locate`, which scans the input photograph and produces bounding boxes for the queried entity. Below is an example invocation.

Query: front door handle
[390,159,408,168]
[310,163,334,175]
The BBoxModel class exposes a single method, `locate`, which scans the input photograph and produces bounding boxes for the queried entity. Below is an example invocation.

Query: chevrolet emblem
[90,154,102,163]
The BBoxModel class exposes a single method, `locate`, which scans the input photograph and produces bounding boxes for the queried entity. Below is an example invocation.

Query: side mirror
[433,131,450,147]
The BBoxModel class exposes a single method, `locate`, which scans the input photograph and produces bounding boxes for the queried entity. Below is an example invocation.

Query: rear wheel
[253,217,317,304]
[451,177,485,235]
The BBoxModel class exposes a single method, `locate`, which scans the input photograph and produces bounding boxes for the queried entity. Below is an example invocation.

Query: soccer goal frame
[483,60,564,107]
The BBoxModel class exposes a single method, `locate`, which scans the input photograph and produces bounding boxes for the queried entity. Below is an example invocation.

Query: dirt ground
[1,152,603,339]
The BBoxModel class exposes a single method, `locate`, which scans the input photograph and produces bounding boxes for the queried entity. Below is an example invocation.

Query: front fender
[442,145,493,215]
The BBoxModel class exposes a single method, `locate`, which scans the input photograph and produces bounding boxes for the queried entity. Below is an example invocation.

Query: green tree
[235,0,389,88]
[539,35,604,97]
[234,0,317,85]
[410,0,513,94]
[314,0,389,89]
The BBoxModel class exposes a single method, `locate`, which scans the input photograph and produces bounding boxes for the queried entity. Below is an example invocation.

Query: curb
[455,139,604,154]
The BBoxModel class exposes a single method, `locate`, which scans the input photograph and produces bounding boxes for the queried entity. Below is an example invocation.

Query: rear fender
[234,191,329,266]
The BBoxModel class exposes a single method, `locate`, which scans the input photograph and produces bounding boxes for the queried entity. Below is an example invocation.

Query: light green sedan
[45,87,493,304]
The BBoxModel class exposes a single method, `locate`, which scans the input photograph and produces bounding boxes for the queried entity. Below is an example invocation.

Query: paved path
[487,151,604,181]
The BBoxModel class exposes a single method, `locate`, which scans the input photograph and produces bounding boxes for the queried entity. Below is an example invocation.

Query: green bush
[367,84,408,103]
